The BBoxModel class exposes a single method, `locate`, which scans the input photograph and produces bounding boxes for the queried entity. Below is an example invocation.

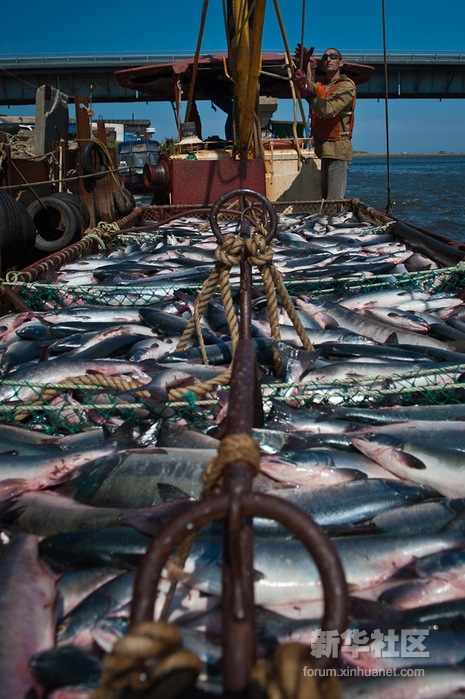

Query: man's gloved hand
[294,44,315,68]
[292,68,311,98]
[294,44,317,81]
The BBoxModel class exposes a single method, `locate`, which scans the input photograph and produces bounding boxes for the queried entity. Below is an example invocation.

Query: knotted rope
[249,643,342,699]
[159,432,261,621]
[90,620,202,699]
[167,227,314,401]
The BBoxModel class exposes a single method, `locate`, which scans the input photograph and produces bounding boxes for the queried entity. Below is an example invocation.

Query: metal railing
[1,50,464,67]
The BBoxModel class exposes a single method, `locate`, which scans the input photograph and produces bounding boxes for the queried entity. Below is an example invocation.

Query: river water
[136,153,465,243]
[346,154,465,243]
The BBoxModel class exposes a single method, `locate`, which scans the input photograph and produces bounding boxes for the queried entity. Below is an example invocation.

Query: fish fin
[400,453,427,470]
[127,499,193,535]
[0,479,28,503]
[102,418,140,448]
[157,483,190,502]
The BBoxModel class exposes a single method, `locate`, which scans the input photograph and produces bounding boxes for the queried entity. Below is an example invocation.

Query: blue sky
[1,0,464,153]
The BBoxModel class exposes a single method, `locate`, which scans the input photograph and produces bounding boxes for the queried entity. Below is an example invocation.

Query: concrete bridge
[1,51,464,106]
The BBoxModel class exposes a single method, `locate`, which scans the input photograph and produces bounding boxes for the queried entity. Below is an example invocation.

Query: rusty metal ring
[131,491,348,668]
[209,189,278,245]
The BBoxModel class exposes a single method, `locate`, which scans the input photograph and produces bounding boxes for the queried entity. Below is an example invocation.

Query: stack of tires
[0,191,36,273]
[26,192,91,253]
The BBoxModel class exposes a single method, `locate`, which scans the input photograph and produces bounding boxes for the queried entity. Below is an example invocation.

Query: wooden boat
[1,4,465,698]
[0,86,135,274]
[118,139,161,194]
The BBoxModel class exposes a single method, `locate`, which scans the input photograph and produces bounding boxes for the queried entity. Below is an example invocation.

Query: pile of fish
[2,209,465,697]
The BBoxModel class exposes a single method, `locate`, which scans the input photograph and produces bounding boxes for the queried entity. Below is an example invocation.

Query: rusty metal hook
[130,190,348,696]
[209,188,278,245]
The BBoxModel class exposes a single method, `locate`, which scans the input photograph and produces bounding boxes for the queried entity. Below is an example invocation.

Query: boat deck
[1,195,465,696]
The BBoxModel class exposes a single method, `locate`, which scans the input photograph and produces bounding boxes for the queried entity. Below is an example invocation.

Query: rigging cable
[299,0,306,70]
[184,0,210,128]
[271,0,307,154]
[381,0,393,214]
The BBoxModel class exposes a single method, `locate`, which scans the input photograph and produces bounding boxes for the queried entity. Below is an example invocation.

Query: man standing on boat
[292,46,356,204]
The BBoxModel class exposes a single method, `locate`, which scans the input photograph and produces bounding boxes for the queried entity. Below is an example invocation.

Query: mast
[226,0,267,159]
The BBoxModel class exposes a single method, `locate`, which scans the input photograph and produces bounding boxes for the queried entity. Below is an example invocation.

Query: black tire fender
[50,192,91,231]
[0,192,36,270]
[113,188,135,218]
[80,140,110,179]
[27,196,80,252]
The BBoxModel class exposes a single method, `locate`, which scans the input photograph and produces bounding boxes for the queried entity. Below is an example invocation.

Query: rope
[381,0,393,215]
[91,620,202,699]
[185,0,209,124]
[159,432,261,621]
[82,220,119,248]
[249,643,342,698]
[202,433,261,495]
[168,227,313,400]
[9,373,152,422]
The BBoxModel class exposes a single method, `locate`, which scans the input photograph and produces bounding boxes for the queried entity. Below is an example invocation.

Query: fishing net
[1,202,465,434]
[1,357,464,436]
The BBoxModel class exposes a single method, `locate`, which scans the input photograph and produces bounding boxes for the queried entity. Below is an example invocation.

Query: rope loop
[82,221,119,249]
[90,620,202,699]
[215,232,244,267]
[245,231,274,267]
[248,642,342,698]
[202,433,261,496]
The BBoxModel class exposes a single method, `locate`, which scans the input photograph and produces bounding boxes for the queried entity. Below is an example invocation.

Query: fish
[39,526,153,570]
[254,478,437,536]
[379,548,465,609]
[0,535,59,699]
[41,305,143,325]
[57,567,126,620]
[353,420,465,453]
[271,340,321,382]
[0,443,134,504]
[311,402,465,425]
[352,433,465,497]
[188,530,465,606]
[260,449,392,485]
[60,448,218,508]
[0,357,159,404]
[358,305,431,333]
[339,288,431,311]
[341,666,465,698]
[30,646,102,692]
[347,498,465,537]
[1,489,191,537]
[56,570,136,647]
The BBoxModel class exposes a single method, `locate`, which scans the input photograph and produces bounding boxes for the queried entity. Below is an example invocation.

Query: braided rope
[9,373,152,422]
[91,620,202,699]
[169,227,313,399]
[159,432,261,621]
[249,642,342,698]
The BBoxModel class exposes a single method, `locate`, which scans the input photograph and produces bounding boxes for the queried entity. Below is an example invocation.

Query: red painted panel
[170,158,266,205]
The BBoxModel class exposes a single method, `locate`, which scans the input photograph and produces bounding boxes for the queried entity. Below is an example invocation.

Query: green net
[1,207,464,434]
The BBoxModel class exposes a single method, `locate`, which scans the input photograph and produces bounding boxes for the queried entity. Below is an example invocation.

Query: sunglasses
[322,53,341,60]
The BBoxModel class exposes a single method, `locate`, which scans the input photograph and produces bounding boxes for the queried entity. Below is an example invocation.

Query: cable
[381,0,393,215]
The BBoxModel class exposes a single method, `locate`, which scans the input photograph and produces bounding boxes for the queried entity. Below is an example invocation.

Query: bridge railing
[1,50,465,67]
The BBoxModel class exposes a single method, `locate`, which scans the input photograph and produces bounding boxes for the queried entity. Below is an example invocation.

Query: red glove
[294,44,315,71]
[292,68,311,97]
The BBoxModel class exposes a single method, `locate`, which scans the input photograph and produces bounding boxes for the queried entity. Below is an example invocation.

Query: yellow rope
[10,373,152,422]
[168,227,313,399]
[160,432,261,621]
[249,643,342,698]
[201,432,261,495]
[91,620,202,699]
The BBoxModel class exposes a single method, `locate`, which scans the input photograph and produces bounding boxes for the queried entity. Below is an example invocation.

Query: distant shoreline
[352,152,464,157]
